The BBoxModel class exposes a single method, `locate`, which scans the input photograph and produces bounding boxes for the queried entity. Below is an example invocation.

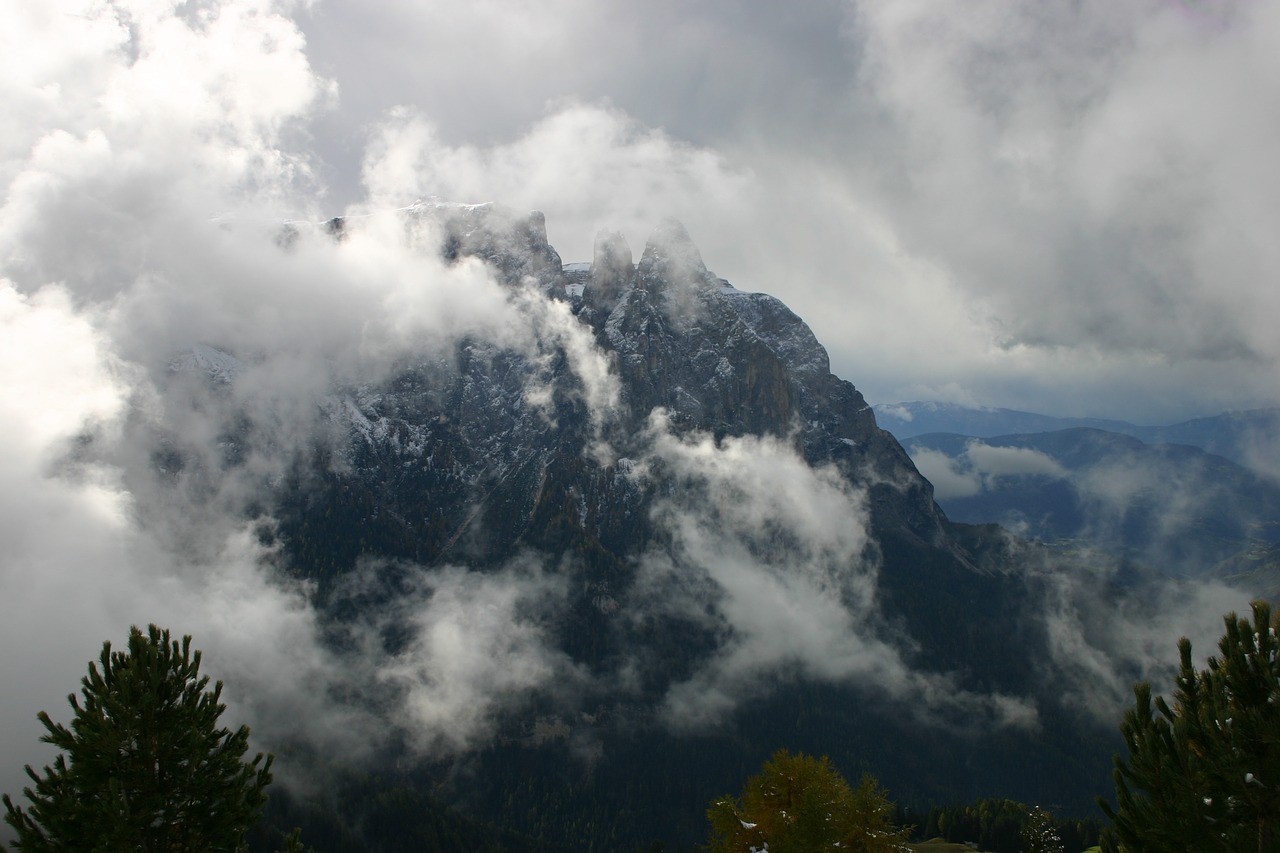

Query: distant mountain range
[873,402,1280,594]
[874,401,1280,477]
[903,428,1280,585]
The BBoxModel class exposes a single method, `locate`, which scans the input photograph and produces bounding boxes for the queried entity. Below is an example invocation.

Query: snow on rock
[401,197,496,216]
[169,343,240,384]
[718,289,831,379]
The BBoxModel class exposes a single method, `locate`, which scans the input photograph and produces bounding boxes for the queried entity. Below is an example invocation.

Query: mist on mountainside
[2,198,1255,848]
[5,1,1279,849]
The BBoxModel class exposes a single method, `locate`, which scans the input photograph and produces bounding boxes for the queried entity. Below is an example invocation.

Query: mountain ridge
[874,401,1280,477]
[164,203,1194,849]
[904,427,1280,581]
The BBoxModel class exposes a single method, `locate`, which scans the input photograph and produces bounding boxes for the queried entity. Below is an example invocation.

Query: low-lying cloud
[913,441,1066,500]
[1035,562,1251,721]
[335,556,581,758]
[358,101,754,265]
[0,212,608,799]
[910,433,1280,580]
[0,0,622,801]
[629,412,1037,732]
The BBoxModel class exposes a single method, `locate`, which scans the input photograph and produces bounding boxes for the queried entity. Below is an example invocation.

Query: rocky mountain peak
[636,217,719,298]
[587,229,635,312]
[229,201,1117,848]
[405,199,563,289]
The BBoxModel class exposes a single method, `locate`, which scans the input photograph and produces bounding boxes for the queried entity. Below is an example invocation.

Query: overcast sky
[6,1,1278,423]
[286,0,1280,424]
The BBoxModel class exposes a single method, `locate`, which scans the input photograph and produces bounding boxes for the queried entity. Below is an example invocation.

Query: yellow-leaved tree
[706,749,911,853]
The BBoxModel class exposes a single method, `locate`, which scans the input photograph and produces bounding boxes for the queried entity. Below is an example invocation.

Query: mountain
[1132,409,1280,475]
[872,402,1140,442]
[1213,541,1280,601]
[904,428,1280,579]
[178,203,1162,850]
[875,402,1280,477]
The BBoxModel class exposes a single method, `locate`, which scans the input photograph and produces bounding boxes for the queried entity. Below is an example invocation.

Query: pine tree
[2,624,273,852]
[1022,806,1063,853]
[706,749,910,852]
[1100,601,1280,853]
[277,826,318,853]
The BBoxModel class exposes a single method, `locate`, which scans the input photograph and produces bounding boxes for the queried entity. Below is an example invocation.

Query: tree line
[6,603,1280,851]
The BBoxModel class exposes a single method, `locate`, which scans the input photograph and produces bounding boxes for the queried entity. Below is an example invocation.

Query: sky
[7,0,1276,422]
[0,0,1272,816]
[288,0,1280,425]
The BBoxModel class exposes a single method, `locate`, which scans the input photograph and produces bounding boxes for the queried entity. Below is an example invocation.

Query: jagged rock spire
[406,200,563,289]
[636,217,719,295]
[587,229,634,311]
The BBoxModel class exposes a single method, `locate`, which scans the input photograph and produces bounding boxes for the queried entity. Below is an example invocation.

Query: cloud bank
[629,413,1036,732]
[0,0,613,800]
[292,0,1280,422]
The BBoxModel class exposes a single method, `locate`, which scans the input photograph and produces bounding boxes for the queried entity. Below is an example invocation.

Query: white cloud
[911,447,982,500]
[840,0,1280,417]
[337,557,580,757]
[911,441,1066,500]
[0,278,377,790]
[0,0,620,804]
[0,281,133,779]
[358,101,753,264]
[1037,565,1251,720]
[631,412,1035,731]
[966,442,1067,480]
[0,0,327,293]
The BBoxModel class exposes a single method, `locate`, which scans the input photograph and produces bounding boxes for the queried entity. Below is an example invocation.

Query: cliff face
[261,204,1106,848]
[591,220,945,546]
[286,204,954,580]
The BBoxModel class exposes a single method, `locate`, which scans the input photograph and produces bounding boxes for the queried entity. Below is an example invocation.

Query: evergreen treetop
[1100,601,1280,853]
[2,624,273,852]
